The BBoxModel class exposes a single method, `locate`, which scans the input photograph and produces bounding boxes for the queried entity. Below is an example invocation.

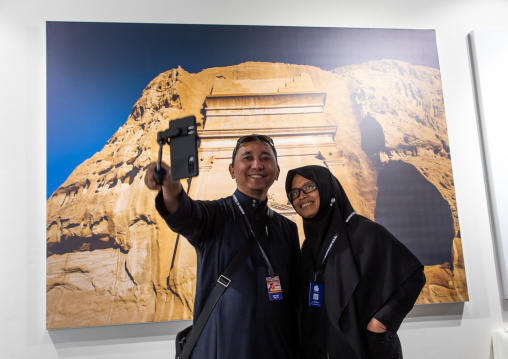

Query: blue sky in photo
[46,22,440,198]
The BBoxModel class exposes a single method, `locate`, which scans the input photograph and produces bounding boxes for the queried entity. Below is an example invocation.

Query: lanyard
[232,194,275,277]
[313,210,357,282]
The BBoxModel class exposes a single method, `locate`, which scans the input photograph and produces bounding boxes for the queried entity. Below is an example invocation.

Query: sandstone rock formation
[47,60,468,329]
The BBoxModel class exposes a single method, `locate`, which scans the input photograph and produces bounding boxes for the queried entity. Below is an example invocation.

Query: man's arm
[146,161,223,245]
[145,162,183,214]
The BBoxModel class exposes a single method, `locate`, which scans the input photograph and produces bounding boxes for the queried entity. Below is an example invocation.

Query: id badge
[266,276,283,301]
[309,282,323,307]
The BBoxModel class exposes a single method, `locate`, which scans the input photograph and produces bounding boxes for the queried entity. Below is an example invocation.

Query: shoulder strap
[177,238,254,359]
[267,207,274,222]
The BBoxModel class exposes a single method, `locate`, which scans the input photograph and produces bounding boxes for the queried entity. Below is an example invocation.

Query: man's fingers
[145,163,162,190]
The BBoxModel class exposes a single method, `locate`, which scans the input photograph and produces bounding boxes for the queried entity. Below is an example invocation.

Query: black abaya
[286,165,425,359]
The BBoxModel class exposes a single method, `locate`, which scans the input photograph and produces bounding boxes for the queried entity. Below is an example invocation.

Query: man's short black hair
[231,134,277,166]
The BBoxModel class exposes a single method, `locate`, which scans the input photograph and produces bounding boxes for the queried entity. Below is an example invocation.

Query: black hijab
[285,165,355,266]
[286,165,423,358]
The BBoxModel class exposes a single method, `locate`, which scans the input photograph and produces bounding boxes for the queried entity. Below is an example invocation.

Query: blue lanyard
[313,210,357,282]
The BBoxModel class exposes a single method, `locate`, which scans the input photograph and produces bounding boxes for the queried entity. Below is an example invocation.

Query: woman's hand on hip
[367,317,387,333]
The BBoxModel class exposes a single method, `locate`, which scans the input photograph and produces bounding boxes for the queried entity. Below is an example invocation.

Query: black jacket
[156,189,301,359]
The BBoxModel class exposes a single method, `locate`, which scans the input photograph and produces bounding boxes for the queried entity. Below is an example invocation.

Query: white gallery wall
[469,29,508,301]
[1,0,508,358]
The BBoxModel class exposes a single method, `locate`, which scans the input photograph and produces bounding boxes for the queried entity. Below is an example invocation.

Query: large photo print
[47,22,468,329]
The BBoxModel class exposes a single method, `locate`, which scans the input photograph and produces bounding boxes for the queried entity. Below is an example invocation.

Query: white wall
[469,30,508,301]
[1,0,507,358]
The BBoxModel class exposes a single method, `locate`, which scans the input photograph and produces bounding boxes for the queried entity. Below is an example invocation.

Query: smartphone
[168,116,199,180]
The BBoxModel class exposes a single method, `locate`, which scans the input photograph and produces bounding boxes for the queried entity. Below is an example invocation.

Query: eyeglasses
[287,182,317,201]
[231,134,277,165]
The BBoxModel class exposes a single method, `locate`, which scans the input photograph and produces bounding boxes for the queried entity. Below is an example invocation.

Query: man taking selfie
[145,134,301,359]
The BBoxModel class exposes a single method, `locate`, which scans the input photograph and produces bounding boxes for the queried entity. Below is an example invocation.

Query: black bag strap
[176,235,256,359]
[267,207,274,222]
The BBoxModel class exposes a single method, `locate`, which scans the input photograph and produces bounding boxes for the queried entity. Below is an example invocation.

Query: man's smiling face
[228,140,280,200]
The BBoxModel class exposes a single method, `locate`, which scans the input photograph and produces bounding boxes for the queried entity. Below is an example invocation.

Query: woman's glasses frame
[288,181,317,201]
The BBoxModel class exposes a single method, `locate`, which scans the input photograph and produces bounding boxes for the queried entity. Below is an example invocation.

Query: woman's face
[290,174,320,218]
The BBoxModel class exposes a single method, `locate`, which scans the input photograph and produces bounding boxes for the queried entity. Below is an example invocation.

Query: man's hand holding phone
[146,116,199,214]
[145,162,183,214]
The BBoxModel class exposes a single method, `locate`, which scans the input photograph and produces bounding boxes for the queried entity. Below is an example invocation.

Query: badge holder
[309,272,323,307]
[266,276,283,301]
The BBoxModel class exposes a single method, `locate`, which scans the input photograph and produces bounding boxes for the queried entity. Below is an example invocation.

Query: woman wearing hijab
[286,165,425,359]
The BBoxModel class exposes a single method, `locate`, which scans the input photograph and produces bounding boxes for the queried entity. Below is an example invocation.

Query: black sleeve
[373,266,426,332]
[155,190,221,246]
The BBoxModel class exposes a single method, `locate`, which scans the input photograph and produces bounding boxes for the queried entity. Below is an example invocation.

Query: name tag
[309,282,323,307]
[266,276,283,301]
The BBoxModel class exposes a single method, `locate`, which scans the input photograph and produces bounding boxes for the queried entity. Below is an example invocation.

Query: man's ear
[229,163,235,179]
[275,165,280,181]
